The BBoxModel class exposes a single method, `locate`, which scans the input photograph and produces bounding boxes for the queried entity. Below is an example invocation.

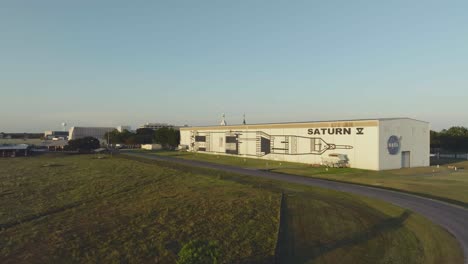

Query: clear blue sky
[1,0,467,132]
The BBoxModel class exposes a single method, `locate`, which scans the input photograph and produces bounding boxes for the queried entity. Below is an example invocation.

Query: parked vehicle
[321,153,349,168]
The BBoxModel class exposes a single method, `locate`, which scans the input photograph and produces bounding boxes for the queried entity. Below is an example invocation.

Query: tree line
[0,132,42,139]
[431,126,468,153]
[104,127,180,149]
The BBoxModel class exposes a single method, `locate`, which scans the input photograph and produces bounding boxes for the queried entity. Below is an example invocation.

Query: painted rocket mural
[190,130,353,157]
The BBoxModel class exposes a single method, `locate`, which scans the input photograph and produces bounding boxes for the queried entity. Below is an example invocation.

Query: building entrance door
[402,151,411,168]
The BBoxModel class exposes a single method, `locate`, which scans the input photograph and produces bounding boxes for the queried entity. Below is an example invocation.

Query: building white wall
[181,118,430,171]
[69,127,116,140]
[117,126,132,132]
[378,119,430,170]
[180,120,382,170]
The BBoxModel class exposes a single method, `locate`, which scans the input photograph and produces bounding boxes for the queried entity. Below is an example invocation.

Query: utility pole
[107,132,113,158]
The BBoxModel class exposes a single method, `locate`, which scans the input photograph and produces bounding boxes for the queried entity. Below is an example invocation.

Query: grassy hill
[0,154,280,263]
[0,154,463,263]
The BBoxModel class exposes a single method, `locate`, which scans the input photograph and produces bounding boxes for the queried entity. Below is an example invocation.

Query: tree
[445,126,468,137]
[136,128,154,135]
[65,137,100,151]
[430,130,441,150]
[430,126,468,153]
[136,128,154,144]
[177,240,220,264]
[104,129,136,145]
[119,129,134,144]
[104,129,122,144]
[154,127,180,149]
[167,128,181,148]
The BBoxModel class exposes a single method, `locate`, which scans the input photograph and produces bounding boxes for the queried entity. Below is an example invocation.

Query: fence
[433,153,468,160]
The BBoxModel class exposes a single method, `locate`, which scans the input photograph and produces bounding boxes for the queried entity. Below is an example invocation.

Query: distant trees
[105,129,125,144]
[135,128,154,144]
[154,127,180,149]
[431,126,468,153]
[104,129,150,145]
[5,133,42,139]
[65,137,100,151]
[103,127,180,148]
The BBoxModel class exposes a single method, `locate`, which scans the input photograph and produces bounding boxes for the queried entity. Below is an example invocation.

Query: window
[195,136,206,142]
[226,136,237,143]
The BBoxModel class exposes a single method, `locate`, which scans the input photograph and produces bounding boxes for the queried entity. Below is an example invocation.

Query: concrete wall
[378,119,430,170]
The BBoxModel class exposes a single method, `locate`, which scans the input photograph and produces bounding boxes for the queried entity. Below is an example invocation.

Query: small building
[44,131,69,140]
[0,144,30,157]
[141,144,162,150]
[179,118,430,171]
[41,140,68,151]
[139,123,177,130]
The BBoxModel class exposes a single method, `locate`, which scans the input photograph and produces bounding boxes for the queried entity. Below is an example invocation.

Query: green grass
[130,153,463,264]
[0,154,280,263]
[146,150,318,170]
[149,150,468,207]
[1,153,463,264]
[277,191,461,264]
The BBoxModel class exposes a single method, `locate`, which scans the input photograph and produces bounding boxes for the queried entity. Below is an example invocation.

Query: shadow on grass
[308,210,411,261]
[260,166,306,172]
[277,200,412,263]
[41,163,64,167]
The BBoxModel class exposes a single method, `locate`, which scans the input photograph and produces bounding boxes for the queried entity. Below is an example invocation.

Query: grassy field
[0,154,463,263]
[150,150,468,207]
[0,154,280,263]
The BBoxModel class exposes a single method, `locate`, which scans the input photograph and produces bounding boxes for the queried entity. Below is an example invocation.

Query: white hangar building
[179,118,430,171]
[68,127,116,141]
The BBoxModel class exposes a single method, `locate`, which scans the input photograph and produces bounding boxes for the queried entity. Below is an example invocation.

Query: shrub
[177,240,220,264]
[65,137,100,151]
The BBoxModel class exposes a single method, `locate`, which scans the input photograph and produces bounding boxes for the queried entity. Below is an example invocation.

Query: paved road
[122,152,468,263]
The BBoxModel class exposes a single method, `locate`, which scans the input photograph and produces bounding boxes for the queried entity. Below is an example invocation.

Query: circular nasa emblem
[387,135,400,155]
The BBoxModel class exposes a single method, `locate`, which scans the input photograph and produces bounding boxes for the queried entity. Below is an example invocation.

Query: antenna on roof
[220,113,227,126]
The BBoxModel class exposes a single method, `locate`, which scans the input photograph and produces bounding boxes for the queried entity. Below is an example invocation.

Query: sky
[0,0,467,132]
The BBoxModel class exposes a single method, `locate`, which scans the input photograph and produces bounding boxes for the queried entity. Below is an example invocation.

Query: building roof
[0,144,29,150]
[180,117,428,130]
[45,131,69,134]
[40,140,68,147]
[70,126,116,130]
[140,123,174,128]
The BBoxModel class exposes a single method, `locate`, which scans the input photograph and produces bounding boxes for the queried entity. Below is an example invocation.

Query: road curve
[122,152,468,263]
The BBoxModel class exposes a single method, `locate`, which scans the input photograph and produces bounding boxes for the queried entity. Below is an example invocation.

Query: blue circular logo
[387,135,400,155]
